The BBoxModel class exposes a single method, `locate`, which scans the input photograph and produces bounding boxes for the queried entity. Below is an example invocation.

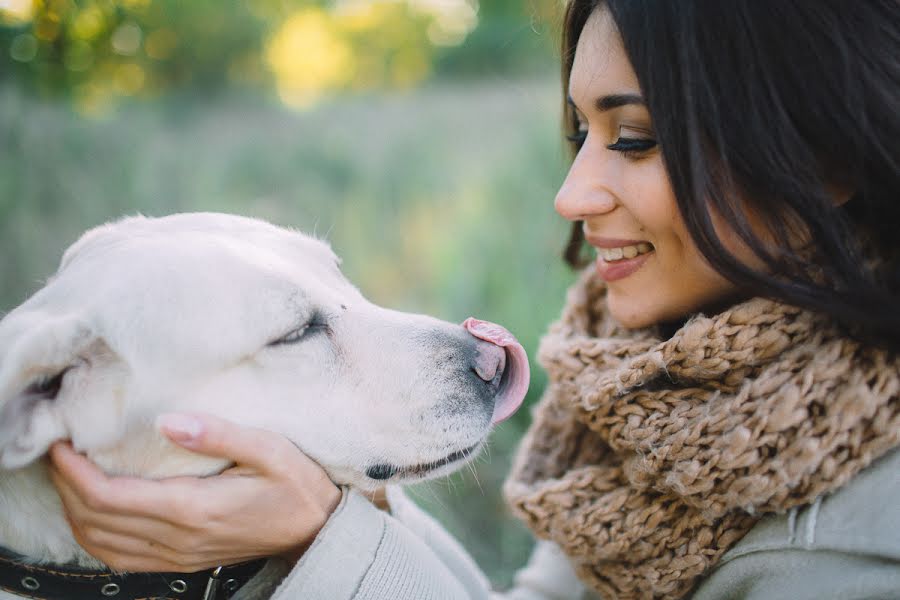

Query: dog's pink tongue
[463,317,530,424]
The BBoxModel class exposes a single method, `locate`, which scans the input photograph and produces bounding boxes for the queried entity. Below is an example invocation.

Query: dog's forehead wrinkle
[38,241,345,374]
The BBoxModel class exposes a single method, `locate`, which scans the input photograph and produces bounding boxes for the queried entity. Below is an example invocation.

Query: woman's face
[555,8,745,328]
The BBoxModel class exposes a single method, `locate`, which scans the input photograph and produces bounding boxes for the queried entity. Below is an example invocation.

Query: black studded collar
[0,547,266,600]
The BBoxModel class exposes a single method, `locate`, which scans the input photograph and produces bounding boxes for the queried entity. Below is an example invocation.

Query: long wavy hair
[561,0,900,349]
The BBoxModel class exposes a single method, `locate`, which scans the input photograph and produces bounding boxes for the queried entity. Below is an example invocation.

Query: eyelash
[565,130,658,159]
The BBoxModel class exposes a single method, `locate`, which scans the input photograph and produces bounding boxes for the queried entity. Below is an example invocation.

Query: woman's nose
[554,144,617,221]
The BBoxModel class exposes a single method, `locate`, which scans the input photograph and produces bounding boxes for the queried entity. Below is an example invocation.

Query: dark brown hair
[561,0,900,348]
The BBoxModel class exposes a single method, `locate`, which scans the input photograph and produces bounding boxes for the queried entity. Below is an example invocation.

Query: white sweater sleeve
[269,487,487,599]
[268,487,592,600]
[385,488,594,600]
[496,541,594,600]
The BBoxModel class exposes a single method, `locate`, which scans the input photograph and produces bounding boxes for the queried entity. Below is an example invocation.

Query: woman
[48,0,899,598]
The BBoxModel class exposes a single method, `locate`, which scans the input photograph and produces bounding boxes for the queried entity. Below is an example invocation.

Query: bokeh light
[0,0,35,25]
[266,1,475,109]
[1,0,558,115]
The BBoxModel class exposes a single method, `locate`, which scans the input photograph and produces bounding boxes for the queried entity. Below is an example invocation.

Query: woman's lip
[584,235,652,249]
[595,251,653,282]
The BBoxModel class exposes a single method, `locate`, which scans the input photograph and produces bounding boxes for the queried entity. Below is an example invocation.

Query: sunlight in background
[0,0,33,24]
[266,1,478,109]
[2,0,482,114]
[266,8,355,108]
[406,0,478,45]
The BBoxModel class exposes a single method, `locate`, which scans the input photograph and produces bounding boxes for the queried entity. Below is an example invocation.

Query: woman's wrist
[279,482,342,564]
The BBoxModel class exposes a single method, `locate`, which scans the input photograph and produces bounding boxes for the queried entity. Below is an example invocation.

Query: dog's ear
[0,314,102,469]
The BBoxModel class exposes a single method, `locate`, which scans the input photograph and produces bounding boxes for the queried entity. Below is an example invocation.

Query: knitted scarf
[504,269,900,599]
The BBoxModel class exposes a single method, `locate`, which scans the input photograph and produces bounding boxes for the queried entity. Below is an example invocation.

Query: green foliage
[0,77,575,585]
[0,0,268,94]
[0,0,560,109]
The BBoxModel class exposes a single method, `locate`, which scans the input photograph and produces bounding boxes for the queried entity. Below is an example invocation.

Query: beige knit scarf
[504,269,900,599]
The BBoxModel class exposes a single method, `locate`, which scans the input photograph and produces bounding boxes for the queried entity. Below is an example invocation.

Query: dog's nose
[471,339,507,386]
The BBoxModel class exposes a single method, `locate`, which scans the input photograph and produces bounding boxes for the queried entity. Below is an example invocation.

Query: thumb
[157,412,304,472]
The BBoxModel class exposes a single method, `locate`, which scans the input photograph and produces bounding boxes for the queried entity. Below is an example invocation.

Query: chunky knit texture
[504,269,900,600]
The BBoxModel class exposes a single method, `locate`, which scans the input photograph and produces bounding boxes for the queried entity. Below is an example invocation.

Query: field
[1,77,579,585]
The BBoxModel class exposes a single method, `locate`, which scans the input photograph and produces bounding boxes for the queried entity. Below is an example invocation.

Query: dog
[0,213,529,599]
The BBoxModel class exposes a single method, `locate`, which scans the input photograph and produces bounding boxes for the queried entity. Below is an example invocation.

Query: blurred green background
[1,0,578,586]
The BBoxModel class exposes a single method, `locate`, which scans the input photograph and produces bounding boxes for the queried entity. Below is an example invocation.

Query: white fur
[0,213,498,593]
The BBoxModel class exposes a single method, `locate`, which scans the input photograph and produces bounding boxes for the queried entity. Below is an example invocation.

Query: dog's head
[0,213,528,490]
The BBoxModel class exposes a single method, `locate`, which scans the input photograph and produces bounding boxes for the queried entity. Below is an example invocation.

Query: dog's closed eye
[268,314,330,347]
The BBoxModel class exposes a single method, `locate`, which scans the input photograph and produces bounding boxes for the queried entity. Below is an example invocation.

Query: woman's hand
[47,413,341,573]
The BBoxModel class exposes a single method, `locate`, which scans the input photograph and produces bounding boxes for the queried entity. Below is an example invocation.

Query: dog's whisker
[445,473,460,496]
[458,446,486,496]
[481,441,493,464]
[406,482,448,513]
[466,462,485,496]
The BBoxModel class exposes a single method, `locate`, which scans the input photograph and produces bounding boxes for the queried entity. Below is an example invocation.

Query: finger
[52,472,186,546]
[59,486,266,572]
[48,442,115,506]
[49,442,195,519]
[156,413,310,473]
[65,514,264,573]
[69,518,172,562]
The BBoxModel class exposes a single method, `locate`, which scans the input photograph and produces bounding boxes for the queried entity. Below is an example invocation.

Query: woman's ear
[0,314,102,469]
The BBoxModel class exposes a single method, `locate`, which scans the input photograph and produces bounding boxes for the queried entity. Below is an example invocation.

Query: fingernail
[156,413,204,443]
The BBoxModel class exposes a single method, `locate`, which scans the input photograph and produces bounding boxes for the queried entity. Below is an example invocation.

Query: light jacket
[255,447,899,599]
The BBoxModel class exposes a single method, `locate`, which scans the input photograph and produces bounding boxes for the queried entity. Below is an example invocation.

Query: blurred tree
[0,0,272,113]
[0,0,559,113]
[265,2,437,108]
[433,0,559,78]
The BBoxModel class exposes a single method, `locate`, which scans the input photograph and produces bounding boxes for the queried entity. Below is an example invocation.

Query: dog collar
[0,547,266,600]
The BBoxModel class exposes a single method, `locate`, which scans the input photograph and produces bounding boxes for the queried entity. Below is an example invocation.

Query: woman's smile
[585,235,655,282]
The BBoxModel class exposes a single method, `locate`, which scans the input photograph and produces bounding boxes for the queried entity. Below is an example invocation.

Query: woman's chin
[606,293,661,330]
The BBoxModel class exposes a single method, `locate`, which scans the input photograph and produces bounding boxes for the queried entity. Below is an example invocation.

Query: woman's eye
[607,137,657,158]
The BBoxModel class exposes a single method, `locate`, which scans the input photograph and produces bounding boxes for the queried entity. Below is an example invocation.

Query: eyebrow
[567,93,645,112]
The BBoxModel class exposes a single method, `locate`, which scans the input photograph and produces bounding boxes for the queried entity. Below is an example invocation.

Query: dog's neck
[0,463,103,569]
[0,463,274,600]
[0,435,231,570]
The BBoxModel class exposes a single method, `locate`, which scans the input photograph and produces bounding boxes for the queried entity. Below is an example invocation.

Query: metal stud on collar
[170,579,188,593]
[21,576,39,591]
[201,566,224,600]
[101,582,120,596]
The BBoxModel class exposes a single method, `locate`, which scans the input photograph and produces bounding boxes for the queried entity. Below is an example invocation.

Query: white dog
[0,213,529,599]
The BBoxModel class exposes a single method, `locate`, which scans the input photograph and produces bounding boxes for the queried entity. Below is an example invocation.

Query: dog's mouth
[365,440,483,483]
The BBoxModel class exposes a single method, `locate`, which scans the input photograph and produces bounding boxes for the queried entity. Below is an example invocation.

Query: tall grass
[0,79,577,586]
